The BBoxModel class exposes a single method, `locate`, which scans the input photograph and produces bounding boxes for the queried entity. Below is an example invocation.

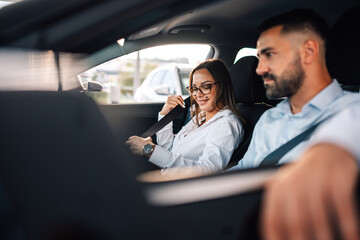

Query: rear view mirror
[86,80,103,92]
[154,85,170,95]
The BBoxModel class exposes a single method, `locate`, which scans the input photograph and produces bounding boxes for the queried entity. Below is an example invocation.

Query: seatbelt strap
[141,97,191,138]
[259,120,324,167]
[259,95,360,167]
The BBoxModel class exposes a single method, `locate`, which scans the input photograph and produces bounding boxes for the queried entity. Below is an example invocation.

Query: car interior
[0,0,359,239]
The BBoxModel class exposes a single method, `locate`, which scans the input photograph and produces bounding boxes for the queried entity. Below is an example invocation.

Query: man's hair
[258,9,330,43]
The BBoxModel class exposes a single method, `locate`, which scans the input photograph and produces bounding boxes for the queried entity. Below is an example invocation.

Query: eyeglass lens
[187,83,214,95]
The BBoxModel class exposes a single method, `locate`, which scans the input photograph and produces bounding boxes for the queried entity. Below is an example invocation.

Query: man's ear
[302,39,319,64]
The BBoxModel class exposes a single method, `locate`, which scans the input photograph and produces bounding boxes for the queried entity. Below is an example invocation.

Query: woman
[126,59,244,174]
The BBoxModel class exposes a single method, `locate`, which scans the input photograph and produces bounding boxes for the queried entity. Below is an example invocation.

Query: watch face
[143,143,153,155]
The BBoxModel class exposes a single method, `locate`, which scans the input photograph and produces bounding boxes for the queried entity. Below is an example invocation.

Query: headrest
[327,5,360,85]
[230,56,267,104]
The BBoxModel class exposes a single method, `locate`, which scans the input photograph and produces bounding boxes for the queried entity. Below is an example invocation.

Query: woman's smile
[196,98,209,106]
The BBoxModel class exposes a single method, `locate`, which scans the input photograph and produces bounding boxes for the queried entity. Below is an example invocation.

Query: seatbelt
[141,97,191,138]
[259,95,360,167]
[259,120,324,167]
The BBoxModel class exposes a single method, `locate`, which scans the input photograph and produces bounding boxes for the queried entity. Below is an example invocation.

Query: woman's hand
[125,136,153,156]
[160,95,185,116]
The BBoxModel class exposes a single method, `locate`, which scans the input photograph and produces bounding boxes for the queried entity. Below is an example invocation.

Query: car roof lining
[0,0,222,52]
[0,0,358,70]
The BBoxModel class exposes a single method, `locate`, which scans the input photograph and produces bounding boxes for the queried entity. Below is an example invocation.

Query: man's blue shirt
[229,79,360,170]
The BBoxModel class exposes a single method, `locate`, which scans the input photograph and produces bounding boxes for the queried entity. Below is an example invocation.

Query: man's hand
[261,143,359,240]
[125,136,153,156]
[160,95,185,116]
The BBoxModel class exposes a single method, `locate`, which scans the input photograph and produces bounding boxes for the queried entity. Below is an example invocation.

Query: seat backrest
[227,56,273,168]
[0,92,148,239]
[231,56,267,104]
[327,5,360,89]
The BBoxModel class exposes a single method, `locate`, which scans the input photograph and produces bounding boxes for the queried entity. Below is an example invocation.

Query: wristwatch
[143,143,155,157]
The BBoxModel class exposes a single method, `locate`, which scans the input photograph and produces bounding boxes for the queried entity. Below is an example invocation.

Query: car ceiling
[0,0,358,57]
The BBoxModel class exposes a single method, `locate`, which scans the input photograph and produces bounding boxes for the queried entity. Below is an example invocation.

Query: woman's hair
[188,59,245,126]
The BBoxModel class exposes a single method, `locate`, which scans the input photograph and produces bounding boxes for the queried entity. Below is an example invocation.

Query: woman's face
[191,68,219,114]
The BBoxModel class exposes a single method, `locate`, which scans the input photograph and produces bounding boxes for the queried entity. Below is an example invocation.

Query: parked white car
[134,64,192,102]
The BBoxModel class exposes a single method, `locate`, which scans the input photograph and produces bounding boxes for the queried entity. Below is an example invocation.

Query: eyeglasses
[186,82,218,96]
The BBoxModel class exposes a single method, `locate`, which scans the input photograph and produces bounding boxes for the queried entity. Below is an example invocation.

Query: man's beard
[263,55,305,99]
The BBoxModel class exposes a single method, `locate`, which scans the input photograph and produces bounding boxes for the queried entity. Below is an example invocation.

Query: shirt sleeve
[155,112,175,151]
[309,104,360,164]
[150,116,243,174]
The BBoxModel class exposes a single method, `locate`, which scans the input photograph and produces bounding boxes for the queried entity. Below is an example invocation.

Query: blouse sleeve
[155,112,175,151]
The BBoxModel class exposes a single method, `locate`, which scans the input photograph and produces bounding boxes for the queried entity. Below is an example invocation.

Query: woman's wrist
[148,144,156,158]
[143,142,156,158]
[159,108,169,116]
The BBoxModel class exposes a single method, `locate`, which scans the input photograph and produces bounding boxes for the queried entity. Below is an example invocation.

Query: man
[233,8,360,240]
[230,9,360,170]
[261,104,360,240]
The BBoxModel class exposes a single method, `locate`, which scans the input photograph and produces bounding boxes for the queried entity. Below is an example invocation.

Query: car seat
[327,5,360,91]
[0,91,149,239]
[226,56,274,168]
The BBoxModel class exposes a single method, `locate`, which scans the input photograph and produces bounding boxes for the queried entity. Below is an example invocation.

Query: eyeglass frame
[186,82,218,96]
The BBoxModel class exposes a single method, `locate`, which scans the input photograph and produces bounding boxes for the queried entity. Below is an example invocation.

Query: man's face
[256,26,305,99]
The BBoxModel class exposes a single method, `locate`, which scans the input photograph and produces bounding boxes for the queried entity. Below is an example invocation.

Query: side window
[149,71,166,86]
[162,70,177,95]
[79,44,211,104]
[179,70,191,95]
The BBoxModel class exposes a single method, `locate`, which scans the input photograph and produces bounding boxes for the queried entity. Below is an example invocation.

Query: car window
[162,70,177,95]
[0,49,85,91]
[80,44,211,104]
[179,71,190,95]
[149,70,166,86]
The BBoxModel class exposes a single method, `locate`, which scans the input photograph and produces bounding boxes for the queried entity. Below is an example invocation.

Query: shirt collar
[306,79,343,110]
[213,108,233,119]
[277,79,343,114]
[196,108,233,125]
